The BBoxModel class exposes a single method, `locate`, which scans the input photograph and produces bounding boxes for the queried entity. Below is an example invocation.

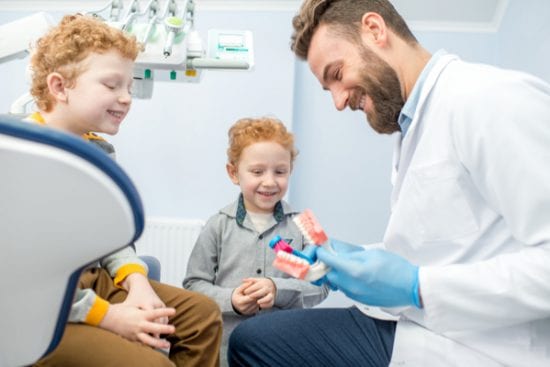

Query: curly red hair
[30,14,141,111]
[227,117,298,167]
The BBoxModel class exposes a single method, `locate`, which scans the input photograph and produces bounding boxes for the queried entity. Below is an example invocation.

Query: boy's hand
[122,273,166,310]
[231,281,260,315]
[99,304,176,349]
[121,272,169,338]
[242,277,277,310]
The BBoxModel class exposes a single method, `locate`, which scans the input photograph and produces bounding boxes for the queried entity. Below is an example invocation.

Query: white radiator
[135,217,204,287]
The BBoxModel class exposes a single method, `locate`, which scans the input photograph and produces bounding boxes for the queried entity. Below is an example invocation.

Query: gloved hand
[300,244,336,289]
[316,239,421,308]
[300,244,319,263]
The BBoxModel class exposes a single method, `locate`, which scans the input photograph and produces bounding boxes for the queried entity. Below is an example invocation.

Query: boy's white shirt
[247,211,274,233]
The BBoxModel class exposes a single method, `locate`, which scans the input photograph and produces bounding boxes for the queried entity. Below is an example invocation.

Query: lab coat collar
[391,53,459,207]
[398,50,448,137]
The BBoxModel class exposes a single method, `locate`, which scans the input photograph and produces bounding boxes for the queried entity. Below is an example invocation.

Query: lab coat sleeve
[182,218,236,315]
[420,71,550,332]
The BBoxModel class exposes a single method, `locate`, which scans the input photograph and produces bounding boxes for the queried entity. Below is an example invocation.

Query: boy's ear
[46,72,69,103]
[226,163,239,185]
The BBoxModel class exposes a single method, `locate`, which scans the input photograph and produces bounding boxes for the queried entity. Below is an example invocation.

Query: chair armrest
[140,255,161,282]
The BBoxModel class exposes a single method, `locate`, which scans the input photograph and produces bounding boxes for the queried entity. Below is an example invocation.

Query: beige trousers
[34,268,222,367]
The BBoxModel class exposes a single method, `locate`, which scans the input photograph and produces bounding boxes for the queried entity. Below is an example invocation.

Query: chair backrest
[0,115,144,367]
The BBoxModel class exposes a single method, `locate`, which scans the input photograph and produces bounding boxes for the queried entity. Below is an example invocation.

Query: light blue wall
[2,0,549,308]
[108,10,297,219]
[0,12,36,115]
[1,0,548,242]
[0,9,297,221]
[496,0,550,82]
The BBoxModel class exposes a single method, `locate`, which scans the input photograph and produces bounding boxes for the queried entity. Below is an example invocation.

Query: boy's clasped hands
[231,278,277,315]
[100,272,176,350]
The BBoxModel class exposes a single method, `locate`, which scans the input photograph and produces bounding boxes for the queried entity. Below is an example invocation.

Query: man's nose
[331,87,348,111]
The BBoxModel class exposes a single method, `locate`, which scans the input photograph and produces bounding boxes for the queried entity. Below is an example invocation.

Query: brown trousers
[34,268,222,367]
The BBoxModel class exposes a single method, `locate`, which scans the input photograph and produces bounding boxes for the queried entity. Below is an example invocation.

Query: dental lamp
[1,0,254,112]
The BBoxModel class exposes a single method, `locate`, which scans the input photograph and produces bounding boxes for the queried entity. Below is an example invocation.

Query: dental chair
[0,115,145,367]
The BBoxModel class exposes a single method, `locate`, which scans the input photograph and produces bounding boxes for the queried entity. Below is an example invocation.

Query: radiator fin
[135,217,204,287]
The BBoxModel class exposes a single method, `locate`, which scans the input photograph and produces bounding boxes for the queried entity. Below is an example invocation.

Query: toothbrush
[269,209,332,282]
[269,235,311,261]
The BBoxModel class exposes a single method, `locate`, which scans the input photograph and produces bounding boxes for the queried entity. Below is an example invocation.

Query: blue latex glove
[300,244,318,263]
[316,239,421,308]
[299,244,336,289]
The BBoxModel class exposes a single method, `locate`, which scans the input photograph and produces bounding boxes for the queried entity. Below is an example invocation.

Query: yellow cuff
[29,112,45,124]
[84,296,109,326]
[113,264,147,288]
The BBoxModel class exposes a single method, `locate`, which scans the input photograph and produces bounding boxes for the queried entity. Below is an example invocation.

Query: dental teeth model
[269,209,332,282]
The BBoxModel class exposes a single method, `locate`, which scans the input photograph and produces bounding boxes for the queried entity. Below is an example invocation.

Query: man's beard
[355,45,404,134]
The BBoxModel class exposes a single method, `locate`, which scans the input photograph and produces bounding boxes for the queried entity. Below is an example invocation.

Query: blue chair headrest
[0,114,144,241]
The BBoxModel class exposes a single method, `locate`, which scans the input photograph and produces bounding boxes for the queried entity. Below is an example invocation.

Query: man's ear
[46,72,69,103]
[360,12,388,47]
[226,163,239,185]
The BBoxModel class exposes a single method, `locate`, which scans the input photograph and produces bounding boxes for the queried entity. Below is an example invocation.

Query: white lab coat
[383,53,550,366]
